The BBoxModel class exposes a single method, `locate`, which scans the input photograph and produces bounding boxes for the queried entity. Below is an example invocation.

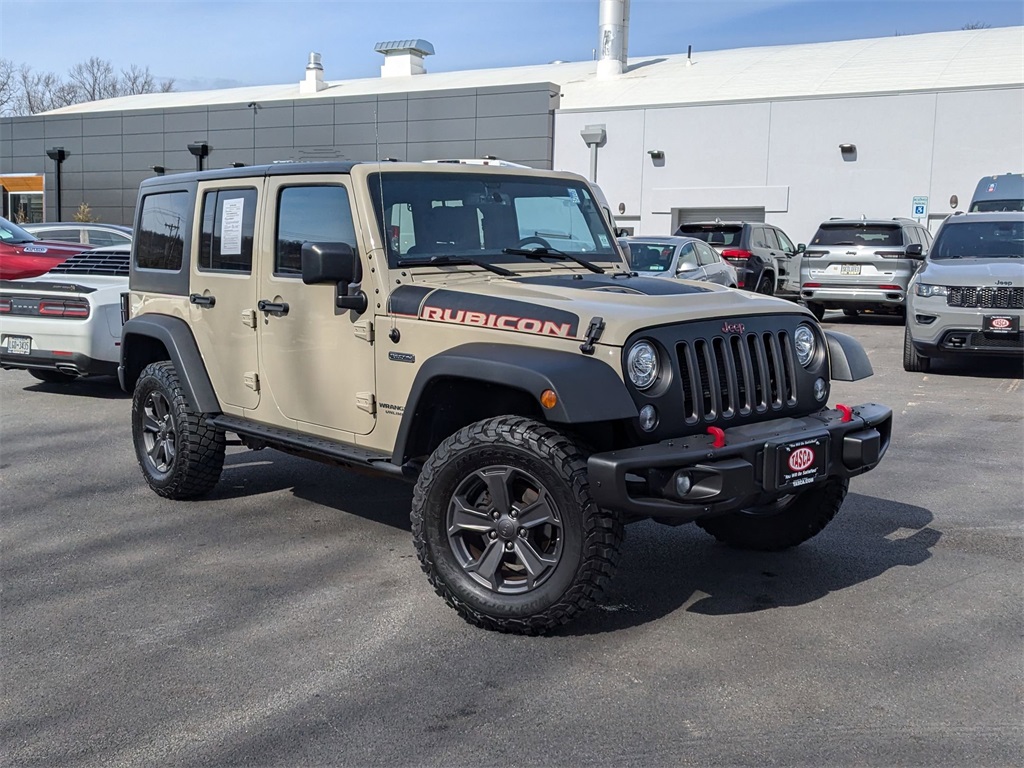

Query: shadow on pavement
[22,374,129,399]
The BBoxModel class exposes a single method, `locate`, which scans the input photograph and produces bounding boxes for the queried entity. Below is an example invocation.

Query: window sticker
[598,234,609,247]
[567,188,580,205]
[220,197,245,256]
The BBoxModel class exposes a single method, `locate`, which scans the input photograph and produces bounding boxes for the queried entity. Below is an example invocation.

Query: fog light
[814,377,827,401]
[675,472,692,497]
[639,404,659,432]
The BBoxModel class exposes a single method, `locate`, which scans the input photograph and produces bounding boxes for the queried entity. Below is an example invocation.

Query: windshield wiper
[401,255,516,277]
[502,246,605,274]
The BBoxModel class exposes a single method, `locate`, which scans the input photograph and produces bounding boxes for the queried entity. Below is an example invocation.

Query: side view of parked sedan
[0,245,129,382]
[22,221,132,249]
[0,216,92,280]
[620,235,738,287]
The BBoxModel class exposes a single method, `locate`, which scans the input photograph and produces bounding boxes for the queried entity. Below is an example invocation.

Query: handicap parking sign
[913,204,926,216]
[911,195,929,220]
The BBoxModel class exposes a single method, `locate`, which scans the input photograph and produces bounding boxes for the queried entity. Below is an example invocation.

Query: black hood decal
[514,274,713,295]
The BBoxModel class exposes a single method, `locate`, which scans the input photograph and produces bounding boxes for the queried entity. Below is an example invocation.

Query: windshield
[811,224,903,247]
[930,220,1024,260]
[0,217,36,244]
[626,242,676,272]
[368,172,621,269]
[676,225,742,247]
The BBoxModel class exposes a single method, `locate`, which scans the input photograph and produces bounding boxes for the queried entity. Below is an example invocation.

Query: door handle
[189,293,216,307]
[257,299,289,315]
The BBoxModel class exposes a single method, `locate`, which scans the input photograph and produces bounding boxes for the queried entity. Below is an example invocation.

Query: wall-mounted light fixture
[187,141,210,172]
[229,162,246,168]
[150,165,165,175]
[839,143,856,154]
[45,147,69,221]
[647,149,665,160]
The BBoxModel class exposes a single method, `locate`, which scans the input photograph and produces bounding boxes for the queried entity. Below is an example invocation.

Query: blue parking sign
[913,204,926,216]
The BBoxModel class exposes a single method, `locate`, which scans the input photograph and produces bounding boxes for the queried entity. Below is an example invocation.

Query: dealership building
[1,17,1021,245]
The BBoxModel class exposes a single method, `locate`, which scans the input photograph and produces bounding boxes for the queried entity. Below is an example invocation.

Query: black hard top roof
[139,161,361,189]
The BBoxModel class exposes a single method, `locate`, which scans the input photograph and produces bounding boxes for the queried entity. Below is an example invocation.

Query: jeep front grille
[676,332,797,425]
[947,286,1024,309]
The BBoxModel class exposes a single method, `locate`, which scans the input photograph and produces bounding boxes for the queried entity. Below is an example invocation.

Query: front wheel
[696,478,848,551]
[131,361,225,499]
[411,416,622,634]
[903,325,931,372]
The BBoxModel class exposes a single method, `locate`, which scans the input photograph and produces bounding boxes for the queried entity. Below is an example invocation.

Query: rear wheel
[131,361,225,499]
[696,478,848,551]
[755,274,775,296]
[902,325,931,372]
[28,369,79,384]
[411,416,622,634]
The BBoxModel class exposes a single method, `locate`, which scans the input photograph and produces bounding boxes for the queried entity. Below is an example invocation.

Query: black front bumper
[588,403,892,519]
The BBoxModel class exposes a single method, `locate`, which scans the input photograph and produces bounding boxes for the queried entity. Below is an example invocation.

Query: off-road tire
[131,361,225,499]
[411,416,622,634]
[28,369,79,384]
[806,302,826,321]
[696,477,848,551]
[902,325,931,372]
[755,274,775,296]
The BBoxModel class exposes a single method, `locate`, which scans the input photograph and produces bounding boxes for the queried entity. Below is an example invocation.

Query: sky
[1,0,1022,92]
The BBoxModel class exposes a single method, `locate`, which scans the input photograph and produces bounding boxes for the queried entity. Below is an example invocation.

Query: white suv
[904,212,1023,372]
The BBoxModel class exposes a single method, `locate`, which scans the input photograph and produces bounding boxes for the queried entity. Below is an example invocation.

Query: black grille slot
[947,286,1024,309]
[49,249,130,277]
[676,330,797,425]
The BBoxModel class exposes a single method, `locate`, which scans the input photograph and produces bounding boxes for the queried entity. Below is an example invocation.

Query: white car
[904,212,1023,372]
[0,245,129,383]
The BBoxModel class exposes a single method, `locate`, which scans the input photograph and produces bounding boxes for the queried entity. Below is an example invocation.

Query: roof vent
[375,39,435,77]
[300,52,326,94]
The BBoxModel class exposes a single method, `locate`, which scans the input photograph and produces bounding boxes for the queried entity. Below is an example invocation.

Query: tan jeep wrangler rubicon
[120,161,892,634]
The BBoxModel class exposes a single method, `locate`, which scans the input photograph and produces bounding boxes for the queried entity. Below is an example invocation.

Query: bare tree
[68,57,120,101]
[18,65,79,114]
[121,64,154,96]
[0,58,17,116]
[962,21,992,30]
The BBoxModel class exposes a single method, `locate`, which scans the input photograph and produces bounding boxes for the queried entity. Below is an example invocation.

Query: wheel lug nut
[505,542,514,551]
[509,510,518,519]
[489,531,497,539]
[491,511,499,520]
[518,528,527,538]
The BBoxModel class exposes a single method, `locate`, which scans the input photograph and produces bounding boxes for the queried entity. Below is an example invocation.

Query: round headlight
[794,324,816,367]
[626,341,659,390]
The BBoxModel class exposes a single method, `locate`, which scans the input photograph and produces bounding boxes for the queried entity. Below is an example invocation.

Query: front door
[256,177,376,436]
[188,182,261,411]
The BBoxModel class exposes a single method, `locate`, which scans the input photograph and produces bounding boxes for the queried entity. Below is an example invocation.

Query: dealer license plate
[775,436,827,490]
[6,336,31,355]
[983,315,1019,334]
[840,264,861,275]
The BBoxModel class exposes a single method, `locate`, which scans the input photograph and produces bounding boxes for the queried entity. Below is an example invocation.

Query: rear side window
[136,191,191,271]
[31,228,79,243]
[695,241,719,266]
[276,185,357,276]
[811,225,903,247]
[198,188,258,272]
[88,230,131,248]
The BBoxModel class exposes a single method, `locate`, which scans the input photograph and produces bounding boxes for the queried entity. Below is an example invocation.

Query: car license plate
[840,264,861,275]
[775,436,827,490]
[6,336,31,355]
[983,315,1019,334]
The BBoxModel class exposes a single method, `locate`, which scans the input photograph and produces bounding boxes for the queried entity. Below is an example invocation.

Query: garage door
[672,207,765,232]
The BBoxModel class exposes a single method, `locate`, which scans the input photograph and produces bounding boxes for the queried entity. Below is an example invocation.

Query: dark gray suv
[800,218,933,321]
[676,221,799,297]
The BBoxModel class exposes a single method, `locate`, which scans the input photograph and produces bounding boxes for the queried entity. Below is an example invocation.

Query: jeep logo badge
[722,321,745,334]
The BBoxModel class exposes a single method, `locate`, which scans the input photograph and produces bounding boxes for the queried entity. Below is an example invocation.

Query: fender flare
[825,330,874,381]
[120,315,221,413]
[392,343,638,464]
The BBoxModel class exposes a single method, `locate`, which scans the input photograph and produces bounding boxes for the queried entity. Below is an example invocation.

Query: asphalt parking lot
[1,313,1021,768]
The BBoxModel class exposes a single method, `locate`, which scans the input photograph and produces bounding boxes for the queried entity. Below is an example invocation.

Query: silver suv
[903,212,1023,372]
[800,218,932,320]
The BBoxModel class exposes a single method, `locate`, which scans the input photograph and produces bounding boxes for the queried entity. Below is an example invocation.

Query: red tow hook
[707,426,726,448]
[836,403,853,423]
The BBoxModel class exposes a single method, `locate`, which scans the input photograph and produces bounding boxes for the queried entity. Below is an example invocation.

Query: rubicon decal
[388,287,579,338]
[788,446,815,472]
[421,306,574,337]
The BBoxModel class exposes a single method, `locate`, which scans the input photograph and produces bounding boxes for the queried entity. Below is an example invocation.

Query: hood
[388,270,808,346]
[919,258,1024,287]
[0,240,90,280]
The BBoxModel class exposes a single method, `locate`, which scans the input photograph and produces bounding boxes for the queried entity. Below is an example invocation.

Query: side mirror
[905,243,924,259]
[796,243,806,253]
[677,261,699,273]
[301,242,367,313]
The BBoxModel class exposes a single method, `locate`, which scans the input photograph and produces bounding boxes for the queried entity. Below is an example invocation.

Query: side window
[31,228,76,243]
[921,227,933,249]
[198,188,258,272]
[762,228,781,250]
[904,227,920,246]
[88,231,129,248]
[695,241,718,266]
[276,185,357,276]
[774,228,795,253]
[136,190,190,271]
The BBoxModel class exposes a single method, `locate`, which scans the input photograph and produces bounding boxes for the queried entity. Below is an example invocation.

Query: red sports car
[1,216,92,280]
